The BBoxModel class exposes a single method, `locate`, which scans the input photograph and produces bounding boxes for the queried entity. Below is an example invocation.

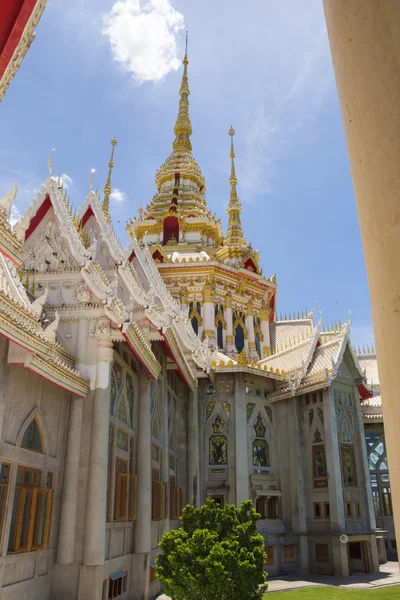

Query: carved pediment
[24,216,79,273]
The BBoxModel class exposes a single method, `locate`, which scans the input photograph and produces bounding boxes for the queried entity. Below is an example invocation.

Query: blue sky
[0,0,374,348]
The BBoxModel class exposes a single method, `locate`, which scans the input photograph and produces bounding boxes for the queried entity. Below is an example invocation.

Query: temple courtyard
[265,561,400,595]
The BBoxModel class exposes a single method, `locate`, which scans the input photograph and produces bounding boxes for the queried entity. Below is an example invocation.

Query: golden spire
[103,137,118,221]
[225,126,246,247]
[172,32,192,153]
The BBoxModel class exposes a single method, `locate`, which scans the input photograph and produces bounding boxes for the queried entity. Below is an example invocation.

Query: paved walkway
[266,562,400,593]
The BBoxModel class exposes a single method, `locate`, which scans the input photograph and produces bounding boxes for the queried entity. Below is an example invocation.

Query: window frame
[312,444,328,488]
[8,465,53,554]
[0,462,11,543]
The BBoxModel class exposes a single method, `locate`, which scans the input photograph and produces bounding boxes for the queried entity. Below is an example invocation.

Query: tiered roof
[358,348,382,420]
[0,185,88,397]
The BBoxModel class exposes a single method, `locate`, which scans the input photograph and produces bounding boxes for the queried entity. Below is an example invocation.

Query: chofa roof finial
[103,137,118,221]
[48,148,56,177]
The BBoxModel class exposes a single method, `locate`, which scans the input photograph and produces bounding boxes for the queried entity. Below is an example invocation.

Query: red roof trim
[24,194,52,241]
[81,205,94,228]
[0,0,38,79]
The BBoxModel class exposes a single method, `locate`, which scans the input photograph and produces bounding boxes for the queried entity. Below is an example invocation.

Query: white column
[187,386,200,507]
[57,395,84,565]
[161,376,169,532]
[135,371,152,554]
[353,383,377,531]
[82,339,113,566]
[260,308,271,357]
[235,375,249,505]
[246,304,257,360]
[323,0,400,546]
[288,398,309,573]
[225,297,235,355]
[180,289,188,315]
[203,286,216,347]
[323,387,348,577]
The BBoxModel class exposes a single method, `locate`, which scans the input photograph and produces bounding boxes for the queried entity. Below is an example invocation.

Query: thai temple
[0,4,397,598]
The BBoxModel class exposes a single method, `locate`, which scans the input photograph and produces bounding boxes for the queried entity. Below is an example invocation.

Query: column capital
[260,308,271,321]
[203,290,215,303]
[225,296,232,308]
[96,339,113,362]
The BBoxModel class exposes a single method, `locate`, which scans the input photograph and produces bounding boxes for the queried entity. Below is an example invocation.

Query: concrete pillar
[161,376,169,533]
[323,0,400,547]
[135,371,152,553]
[225,297,235,355]
[235,374,249,505]
[180,289,188,315]
[288,398,309,573]
[323,388,349,577]
[131,370,152,600]
[203,286,216,347]
[187,386,200,507]
[78,338,113,599]
[246,304,257,360]
[353,383,377,532]
[57,396,84,565]
[260,308,271,357]
[56,319,89,566]
[323,388,346,532]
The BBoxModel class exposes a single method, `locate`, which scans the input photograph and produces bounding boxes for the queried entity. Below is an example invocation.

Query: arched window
[233,310,247,353]
[252,413,269,468]
[188,301,202,335]
[214,304,225,349]
[21,418,43,453]
[209,415,227,466]
[235,322,245,353]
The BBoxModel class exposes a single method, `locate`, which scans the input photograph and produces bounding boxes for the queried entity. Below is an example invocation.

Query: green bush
[156,499,268,600]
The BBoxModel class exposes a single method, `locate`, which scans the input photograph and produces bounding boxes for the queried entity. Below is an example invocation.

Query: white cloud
[103,0,185,84]
[9,205,21,227]
[60,174,73,189]
[110,188,126,202]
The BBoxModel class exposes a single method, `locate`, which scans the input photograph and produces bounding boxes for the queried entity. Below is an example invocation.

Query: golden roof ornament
[224,126,246,248]
[173,32,192,154]
[102,137,118,222]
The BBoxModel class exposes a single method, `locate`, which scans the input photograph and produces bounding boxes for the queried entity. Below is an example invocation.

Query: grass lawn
[264,585,400,599]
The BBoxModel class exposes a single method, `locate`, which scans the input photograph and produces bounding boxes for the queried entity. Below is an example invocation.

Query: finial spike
[103,138,118,221]
[89,168,96,192]
[48,148,56,176]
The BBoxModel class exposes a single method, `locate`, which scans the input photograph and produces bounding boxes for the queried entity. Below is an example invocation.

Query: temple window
[365,429,391,517]
[108,354,137,522]
[214,304,225,349]
[256,496,280,519]
[7,465,54,553]
[341,444,357,487]
[188,301,202,335]
[233,310,247,352]
[252,413,270,470]
[209,415,227,466]
[174,173,180,186]
[235,322,244,352]
[21,418,44,453]
[312,444,328,488]
[114,458,137,521]
[108,571,127,599]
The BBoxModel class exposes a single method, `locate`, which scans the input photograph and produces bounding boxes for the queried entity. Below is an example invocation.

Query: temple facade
[0,50,385,600]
